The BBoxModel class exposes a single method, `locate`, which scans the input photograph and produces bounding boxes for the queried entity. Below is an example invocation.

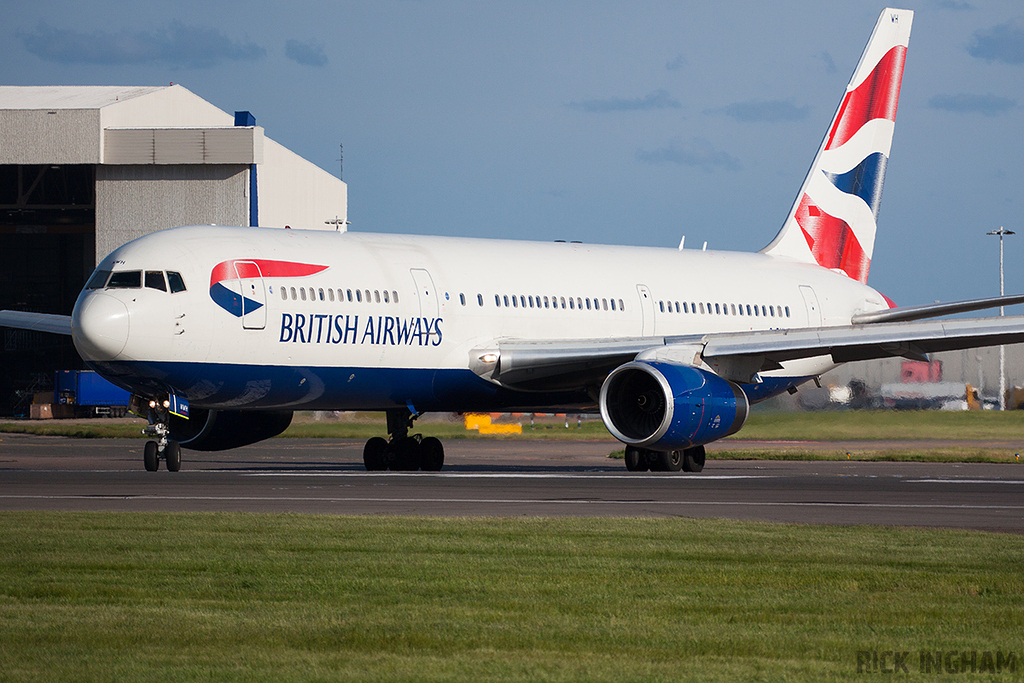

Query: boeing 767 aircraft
[4,8,1024,473]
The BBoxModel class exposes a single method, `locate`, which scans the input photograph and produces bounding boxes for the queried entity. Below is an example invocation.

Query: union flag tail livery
[762,8,912,284]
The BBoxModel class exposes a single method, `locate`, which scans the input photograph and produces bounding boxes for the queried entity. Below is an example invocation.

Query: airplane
[4,7,1024,474]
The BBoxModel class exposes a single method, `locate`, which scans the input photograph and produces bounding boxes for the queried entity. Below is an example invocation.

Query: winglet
[761,8,913,283]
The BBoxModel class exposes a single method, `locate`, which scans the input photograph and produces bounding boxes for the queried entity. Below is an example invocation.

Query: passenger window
[619,299,624,311]
[364,290,371,303]
[603,299,608,311]
[512,296,518,308]
[107,271,141,289]
[282,288,288,301]
[699,302,705,314]
[300,288,307,301]
[611,299,616,311]
[785,306,791,317]
[319,288,325,301]
[478,294,483,306]
[347,289,353,302]
[384,290,390,303]
[586,299,591,310]
[393,291,399,303]
[86,269,111,289]
[459,293,465,306]
[329,289,335,302]
[569,298,575,310]
[290,287,297,300]
[560,297,566,309]
[659,301,665,313]
[356,290,362,302]
[520,296,526,308]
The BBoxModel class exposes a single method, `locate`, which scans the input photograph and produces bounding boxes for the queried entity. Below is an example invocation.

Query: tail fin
[761,8,912,283]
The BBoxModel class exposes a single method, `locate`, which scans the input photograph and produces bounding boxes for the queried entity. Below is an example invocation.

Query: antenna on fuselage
[678,236,685,250]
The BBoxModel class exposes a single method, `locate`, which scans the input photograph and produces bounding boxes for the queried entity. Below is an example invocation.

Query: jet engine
[599,361,748,451]
[168,409,293,451]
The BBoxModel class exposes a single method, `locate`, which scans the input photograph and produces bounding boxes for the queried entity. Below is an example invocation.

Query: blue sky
[3,0,1023,308]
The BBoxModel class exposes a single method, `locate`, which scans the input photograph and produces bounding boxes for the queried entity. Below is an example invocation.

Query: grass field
[1,512,1021,682]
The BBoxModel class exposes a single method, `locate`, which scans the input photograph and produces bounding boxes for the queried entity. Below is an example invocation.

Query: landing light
[479,353,499,364]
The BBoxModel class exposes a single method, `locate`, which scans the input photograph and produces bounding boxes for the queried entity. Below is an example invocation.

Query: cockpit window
[145,271,167,291]
[167,271,187,293]
[107,271,142,289]
[86,269,111,289]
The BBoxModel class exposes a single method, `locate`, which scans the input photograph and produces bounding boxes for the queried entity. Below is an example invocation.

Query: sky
[3,0,1023,308]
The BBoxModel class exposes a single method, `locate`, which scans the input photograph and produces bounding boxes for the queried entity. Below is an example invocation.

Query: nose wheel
[141,399,182,472]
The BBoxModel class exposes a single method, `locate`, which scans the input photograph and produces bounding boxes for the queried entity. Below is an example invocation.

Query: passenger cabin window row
[490,294,626,312]
[280,286,399,305]
[658,299,791,319]
[87,270,187,293]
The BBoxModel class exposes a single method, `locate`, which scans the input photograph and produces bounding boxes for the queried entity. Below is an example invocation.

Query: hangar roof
[0,86,164,110]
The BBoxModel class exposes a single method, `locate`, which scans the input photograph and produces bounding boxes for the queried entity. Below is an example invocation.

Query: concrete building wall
[95,164,248,258]
[0,109,101,164]
[257,138,347,230]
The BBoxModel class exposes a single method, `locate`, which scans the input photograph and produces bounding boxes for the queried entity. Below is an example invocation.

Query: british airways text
[279,313,443,347]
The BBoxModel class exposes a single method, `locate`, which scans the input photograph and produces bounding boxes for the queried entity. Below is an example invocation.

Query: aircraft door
[799,285,821,327]
[234,260,267,330]
[636,284,655,336]
[410,268,440,346]
[410,268,438,318]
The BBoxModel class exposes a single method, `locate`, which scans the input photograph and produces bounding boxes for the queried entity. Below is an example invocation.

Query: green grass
[0,512,1022,682]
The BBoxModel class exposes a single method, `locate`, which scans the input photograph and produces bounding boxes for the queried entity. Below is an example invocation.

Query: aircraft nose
[72,293,129,361]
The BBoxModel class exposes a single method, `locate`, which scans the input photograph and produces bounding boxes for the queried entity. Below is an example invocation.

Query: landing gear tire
[144,441,160,472]
[390,437,422,471]
[624,446,648,472]
[656,450,683,472]
[165,441,181,472]
[364,437,388,471]
[682,445,705,473]
[420,437,444,472]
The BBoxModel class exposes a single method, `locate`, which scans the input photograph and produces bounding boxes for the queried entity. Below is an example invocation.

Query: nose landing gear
[136,395,182,472]
[362,408,445,472]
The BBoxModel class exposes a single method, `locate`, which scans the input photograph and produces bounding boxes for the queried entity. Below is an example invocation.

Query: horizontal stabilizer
[851,293,1024,324]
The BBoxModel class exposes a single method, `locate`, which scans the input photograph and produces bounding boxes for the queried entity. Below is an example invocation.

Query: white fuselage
[71,225,889,412]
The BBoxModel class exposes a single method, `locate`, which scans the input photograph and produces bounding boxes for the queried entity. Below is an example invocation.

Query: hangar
[0,85,347,415]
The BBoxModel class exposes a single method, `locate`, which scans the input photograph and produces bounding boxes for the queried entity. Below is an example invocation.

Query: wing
[0,311,74,336]
[482,314,1024,390]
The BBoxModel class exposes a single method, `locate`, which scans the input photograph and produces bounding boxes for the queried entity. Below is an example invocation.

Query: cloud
[665,54,687,71]
[18,21,266,68]
[636,138,740,172]
[285,39,328,67]
[818,51,837,75]
[968,19,1024,65]
[567,89,681,113]
[928,93,1016,115]
[710,99,811,123]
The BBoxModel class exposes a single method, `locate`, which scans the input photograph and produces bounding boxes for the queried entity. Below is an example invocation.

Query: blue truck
[55,370,131,417]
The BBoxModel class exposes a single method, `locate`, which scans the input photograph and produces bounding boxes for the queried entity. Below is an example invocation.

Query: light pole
[987,227,1015,410]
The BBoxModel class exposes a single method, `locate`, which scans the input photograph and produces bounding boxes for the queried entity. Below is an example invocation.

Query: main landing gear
[139,398,182,472]
[362,408,444,472]
[624,445,705,473]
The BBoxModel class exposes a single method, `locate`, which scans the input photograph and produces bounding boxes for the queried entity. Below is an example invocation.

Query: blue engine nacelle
[599,361,749,451]
[168,409,293,451]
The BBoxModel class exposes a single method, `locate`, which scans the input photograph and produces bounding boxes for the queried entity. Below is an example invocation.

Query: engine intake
[169,409,293,451]
[600,361,748,451]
